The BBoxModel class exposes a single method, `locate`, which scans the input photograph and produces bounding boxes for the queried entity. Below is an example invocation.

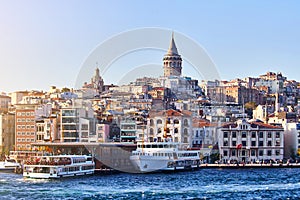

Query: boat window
[152,144,157,148]
[146,144,151,148]
[158,144,163,148]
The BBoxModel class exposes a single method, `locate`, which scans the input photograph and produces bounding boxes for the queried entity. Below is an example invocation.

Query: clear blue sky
[1,0,300,93]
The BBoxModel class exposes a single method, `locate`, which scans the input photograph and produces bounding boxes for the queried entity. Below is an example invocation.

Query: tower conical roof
[166,32,179,55]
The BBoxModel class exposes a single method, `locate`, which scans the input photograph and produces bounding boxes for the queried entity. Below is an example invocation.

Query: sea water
[1,168,300,199]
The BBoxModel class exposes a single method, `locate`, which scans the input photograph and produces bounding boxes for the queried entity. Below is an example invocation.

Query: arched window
[184,119,188,126]
[157,119,162,124]
[150,128,154,135]
[183,137,188,143]
[184,128,188,136]
[157,128,162,133]
[174,119,179,124]
[150,119,154,126]
[174,128,178,134]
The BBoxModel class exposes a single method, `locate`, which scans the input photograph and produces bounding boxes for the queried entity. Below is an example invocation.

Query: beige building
[0,113,15,155]
[0,95,11,113]
[147,109,192,144]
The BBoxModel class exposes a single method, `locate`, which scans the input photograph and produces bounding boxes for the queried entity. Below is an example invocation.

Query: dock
[200,163,300,169]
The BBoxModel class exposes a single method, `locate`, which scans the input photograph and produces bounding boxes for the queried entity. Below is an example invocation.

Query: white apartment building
[219,119,284,163]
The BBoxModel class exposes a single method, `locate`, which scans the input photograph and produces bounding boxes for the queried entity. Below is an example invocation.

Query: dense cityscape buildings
[1,35,300,164]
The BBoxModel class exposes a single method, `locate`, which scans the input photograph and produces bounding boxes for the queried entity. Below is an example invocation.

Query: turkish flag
[236,144,242,149]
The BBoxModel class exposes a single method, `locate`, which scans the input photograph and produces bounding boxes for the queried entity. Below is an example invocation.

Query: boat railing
[24,158,72,166]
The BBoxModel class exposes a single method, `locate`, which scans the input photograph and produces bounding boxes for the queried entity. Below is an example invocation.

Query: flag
[236,144,242,149]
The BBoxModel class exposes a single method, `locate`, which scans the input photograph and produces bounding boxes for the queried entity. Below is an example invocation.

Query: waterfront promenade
[200,163,300,169]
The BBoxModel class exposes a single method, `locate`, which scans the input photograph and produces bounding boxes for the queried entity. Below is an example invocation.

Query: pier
[200,163,300,169]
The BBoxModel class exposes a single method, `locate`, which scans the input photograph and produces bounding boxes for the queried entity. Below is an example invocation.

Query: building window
[223,140,228,146]
[259,141,263,147]
[242,132,247,138]
[267,150,272,156]
[157,119,162,124]
[251,150,256,156]
[183,137,188,143]
[242,141,247,147]
[174,119,179,124]
[174,128,178,134]
[184,128,188,136]
[276,132,280,138]
[232,132,236,138]
[183,119,188,126]
[150,119,154,126]
[241,150,246,156]
[275,140,280,146]
[267,141,272,147]
[150,128,154,135]
[251,132,256,138]
[157,128,162,133]
[223,150,228,156]
[259,150,263,156]
[81,124,88,130]
[251,141,256,147]
[275,150,280,156]
[267,132,272,138]
[259,132,264,138]
[232,150,236,156]
[232,141,236,147]
[166,128,170,134]
[223,132,228,138]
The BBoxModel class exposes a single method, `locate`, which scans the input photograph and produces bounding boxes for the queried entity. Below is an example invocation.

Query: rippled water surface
[1,168,300,199]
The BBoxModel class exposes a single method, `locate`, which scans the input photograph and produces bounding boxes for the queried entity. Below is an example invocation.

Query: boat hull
[130,155,200,173]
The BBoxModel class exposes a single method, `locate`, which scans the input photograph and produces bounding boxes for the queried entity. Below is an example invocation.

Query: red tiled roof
[149,109,191,117]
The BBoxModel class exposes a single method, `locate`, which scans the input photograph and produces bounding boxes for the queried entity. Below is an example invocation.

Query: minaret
[163,32,182,77]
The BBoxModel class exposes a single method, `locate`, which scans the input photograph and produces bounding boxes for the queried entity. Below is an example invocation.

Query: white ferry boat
[0,159,20,172]
[130,142,200,173]
[23,155,95,179]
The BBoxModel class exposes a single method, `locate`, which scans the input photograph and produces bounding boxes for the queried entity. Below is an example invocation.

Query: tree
[244,102,257,118]
[61,87,71,93]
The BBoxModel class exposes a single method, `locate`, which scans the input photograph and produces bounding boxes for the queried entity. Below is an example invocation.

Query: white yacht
[23,155,95,179]
[0,159,20,172]
[130,142,200,173]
